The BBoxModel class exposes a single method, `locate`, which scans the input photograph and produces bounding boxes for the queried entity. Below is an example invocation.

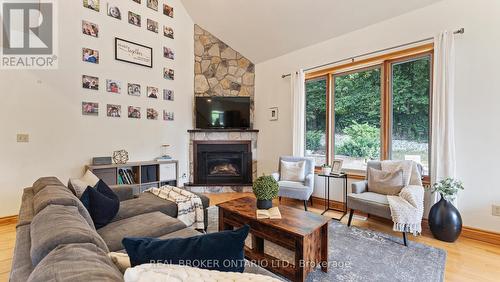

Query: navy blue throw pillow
[80,180,119,229]
[122,225,250,273]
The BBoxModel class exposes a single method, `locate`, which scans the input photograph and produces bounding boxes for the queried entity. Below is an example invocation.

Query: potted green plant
[428,178,464,242]
[252,175,279,209]
[321,164,332,175]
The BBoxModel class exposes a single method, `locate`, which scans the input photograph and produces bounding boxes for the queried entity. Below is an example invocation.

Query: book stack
[118,168,136,184]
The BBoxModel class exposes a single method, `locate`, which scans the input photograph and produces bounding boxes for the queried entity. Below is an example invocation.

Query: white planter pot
[322,167,332,175]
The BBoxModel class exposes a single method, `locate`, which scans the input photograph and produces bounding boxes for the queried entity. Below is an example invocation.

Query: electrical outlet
[492,205,500,217]
[17,134,29,143]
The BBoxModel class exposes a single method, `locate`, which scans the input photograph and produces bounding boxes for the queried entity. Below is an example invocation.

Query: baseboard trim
[311,196,344,211]
[461,225,500,246]
[0,215,18,226]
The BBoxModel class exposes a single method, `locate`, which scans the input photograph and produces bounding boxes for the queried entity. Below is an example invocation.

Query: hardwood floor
[1,192,499,281]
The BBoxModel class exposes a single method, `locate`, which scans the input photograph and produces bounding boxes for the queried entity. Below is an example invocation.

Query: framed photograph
[147,86,159,98]
[128,11,141,27]
[82,102,98,116]
[163,89,174,101]
[128,83,141,96]
[83,0,100,12]
[163,68,174,80]
[147,19,158,33]
[163,110,174,121]
[107,104,121,117]
[163,26,174,39]
[106,79,121,93]
[82,48,99,64]
[147,0,158,11]
[107,4,122,20]
[147,108,158,120]
[128,106,141,119]
[163,4,173,18]
[82,20,99,37]
[132,0,141,4]
[268,107,278,121]
[82,75,99,90]
[163,47,174,60]
[115,38,153,68]
[332,159,344,174]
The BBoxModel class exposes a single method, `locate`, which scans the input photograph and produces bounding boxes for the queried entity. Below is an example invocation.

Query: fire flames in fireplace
[210,163,239,176]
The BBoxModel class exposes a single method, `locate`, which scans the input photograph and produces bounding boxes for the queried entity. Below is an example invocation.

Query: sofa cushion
[68,169,100,198]
[97,211,186,252]
[33,184,94,228]
[9,225,33,282]
[30,205,109,266]
[32,177,65,194]
[81,180,120,229]
[112,192,177,222]
[17,187,35,227]
[27,243,123,282]
[277,181,313,201]
[113,192,209,222]
[347,192,391,218]
[280,160,306,182]
[122,225,250,273]
[367,167,404,195]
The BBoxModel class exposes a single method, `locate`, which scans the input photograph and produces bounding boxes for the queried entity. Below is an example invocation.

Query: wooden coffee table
[217,197,330,282]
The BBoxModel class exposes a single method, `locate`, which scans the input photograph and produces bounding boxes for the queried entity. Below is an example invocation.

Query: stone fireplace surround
[186,129,258,193]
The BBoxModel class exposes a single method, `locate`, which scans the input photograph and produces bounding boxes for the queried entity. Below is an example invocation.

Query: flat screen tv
[196,97,251,129]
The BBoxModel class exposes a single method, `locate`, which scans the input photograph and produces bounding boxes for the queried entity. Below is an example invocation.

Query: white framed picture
[332,159,343,174]
[115,37,153,68]
[268,107,278,121]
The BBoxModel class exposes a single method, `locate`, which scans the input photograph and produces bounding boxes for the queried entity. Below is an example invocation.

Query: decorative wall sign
[115,38,153,68]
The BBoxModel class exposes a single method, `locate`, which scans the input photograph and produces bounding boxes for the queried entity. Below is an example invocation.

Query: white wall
[255,0,500,232]
[0,0,194,216]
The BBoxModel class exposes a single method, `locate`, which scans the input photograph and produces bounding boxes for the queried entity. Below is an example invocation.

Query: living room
[1,0,500,281]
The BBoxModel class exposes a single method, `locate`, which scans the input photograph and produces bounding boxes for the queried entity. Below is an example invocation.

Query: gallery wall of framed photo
[81,0,180,121]
[1,0,195,217]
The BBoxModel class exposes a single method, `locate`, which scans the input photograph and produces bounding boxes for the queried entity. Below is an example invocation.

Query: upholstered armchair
[272,156,315,211]
[347,160,423,246]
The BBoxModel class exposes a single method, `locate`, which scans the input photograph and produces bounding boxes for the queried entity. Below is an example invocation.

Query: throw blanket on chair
[382,161,424,236]
[146,186,204,230]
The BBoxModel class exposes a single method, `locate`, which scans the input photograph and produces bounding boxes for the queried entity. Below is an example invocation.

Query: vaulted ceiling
[181,0,442,63]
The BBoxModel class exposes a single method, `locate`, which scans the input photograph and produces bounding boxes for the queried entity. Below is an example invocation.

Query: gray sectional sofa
[10,177,278,281]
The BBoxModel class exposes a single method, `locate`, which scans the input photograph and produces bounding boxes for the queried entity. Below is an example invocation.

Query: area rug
[207,206,446,282]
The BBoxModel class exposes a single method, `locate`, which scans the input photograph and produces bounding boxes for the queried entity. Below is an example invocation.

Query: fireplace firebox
[193,141,252,185]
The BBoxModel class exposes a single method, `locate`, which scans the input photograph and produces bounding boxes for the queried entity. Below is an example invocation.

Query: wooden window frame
[304,44,433,180]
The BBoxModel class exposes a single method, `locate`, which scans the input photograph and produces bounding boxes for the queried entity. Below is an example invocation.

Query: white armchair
[272,156,315,210]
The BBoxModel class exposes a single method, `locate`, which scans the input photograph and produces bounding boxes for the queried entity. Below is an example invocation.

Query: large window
[334,67,381,170]
[390,56,431,174]
[305,77,327,166]
[304,46,432,175]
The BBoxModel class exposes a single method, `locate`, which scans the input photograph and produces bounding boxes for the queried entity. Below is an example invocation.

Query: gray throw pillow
[367,167,404,195]
[30,205,109,266]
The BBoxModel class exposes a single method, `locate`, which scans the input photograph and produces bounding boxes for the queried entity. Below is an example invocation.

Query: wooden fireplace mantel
[188,129,259,133]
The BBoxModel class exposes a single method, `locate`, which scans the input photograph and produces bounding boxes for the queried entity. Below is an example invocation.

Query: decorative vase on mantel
[428,195,462,242]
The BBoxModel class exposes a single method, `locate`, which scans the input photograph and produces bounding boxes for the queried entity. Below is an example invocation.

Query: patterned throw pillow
[280,160,306,182]
[367,167,404,195]
[68,170,100,198]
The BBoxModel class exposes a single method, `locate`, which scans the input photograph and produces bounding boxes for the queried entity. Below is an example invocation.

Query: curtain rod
[281,28,464,78]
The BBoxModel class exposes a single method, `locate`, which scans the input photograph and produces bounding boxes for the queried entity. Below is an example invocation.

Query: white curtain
[426,31,457,215]
[291,69,305,157]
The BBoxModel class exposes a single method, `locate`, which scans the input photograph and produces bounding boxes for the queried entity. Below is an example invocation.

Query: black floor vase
[428,196,462,242]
